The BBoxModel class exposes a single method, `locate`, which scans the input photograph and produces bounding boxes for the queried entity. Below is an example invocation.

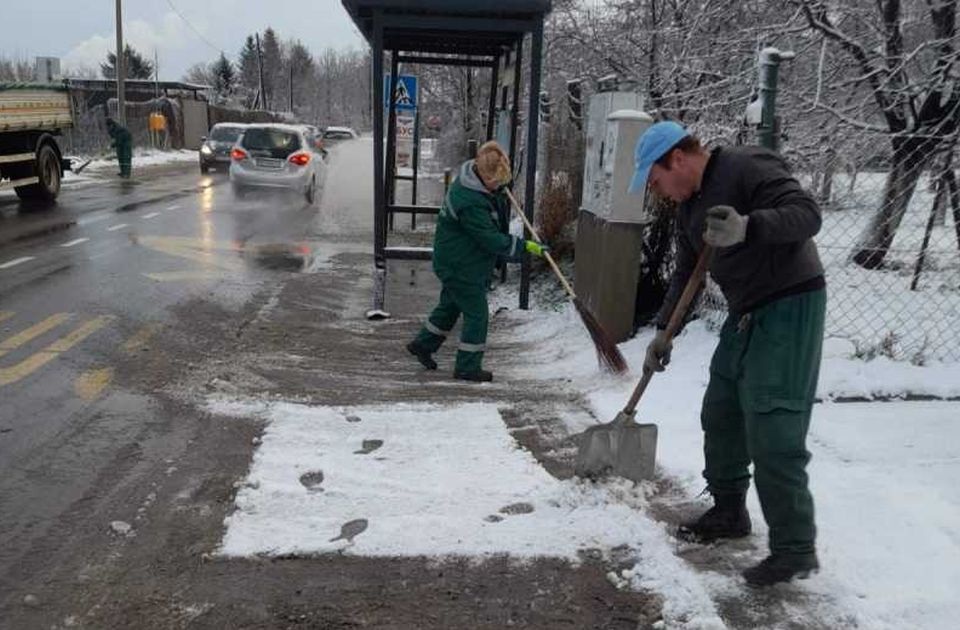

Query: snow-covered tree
[211,53,237,104]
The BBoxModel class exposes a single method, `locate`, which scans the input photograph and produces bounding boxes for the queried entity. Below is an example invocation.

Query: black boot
[454,369,493,382]
[743,552,819,587]
[406,341,437,370]
[677,493,751,543]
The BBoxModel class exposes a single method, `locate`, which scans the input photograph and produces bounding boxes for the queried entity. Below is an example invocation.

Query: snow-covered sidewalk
[209,291,960,629]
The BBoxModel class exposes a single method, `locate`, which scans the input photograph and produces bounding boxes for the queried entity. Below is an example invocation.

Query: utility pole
[115,0,126,125]
[289,64,294,113]
[255,33,266,110]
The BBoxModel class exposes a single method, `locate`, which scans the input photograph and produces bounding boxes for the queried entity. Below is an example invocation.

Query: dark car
[199,123,247,173]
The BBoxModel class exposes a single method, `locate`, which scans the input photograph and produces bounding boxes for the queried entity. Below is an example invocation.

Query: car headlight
[200,144,213,155]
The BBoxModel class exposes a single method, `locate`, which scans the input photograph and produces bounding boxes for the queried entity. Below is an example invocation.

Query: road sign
[384,75,418,111]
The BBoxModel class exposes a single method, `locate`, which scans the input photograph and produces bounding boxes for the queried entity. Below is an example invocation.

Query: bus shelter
[341,0,552,318]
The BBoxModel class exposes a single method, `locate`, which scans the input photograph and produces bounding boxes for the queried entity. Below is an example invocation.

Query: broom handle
[624,246,714,414]
[503,188,578,300]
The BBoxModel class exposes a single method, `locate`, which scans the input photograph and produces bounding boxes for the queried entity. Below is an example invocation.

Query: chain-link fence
[792,130,960,364]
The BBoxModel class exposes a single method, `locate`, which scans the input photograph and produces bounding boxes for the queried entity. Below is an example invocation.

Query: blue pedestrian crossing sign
[384,75,418,111]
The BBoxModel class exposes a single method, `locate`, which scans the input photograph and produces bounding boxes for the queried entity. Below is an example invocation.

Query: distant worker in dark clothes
[406,141,549,383]
[629,121,826,587]
[106,117,133,178]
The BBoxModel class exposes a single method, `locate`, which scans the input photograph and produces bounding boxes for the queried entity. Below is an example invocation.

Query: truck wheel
[15,144,61,202]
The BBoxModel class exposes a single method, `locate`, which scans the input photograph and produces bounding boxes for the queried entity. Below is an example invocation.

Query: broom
[504,188,628,374]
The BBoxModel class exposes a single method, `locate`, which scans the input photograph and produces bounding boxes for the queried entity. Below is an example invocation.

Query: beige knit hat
[475,141,512,187]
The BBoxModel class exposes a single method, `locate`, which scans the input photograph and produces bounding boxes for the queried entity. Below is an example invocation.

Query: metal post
[486,56,500,141]
[758,47,794,151]
[368,11,389,319]
[521,24,545,310]
[508,39,523,176]
[386,52,400,232]
[411,106,420,230]
[115,0,125,125]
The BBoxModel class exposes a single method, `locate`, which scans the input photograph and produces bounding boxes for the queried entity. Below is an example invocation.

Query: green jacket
[108,124,132,151]
[432,160,524,286]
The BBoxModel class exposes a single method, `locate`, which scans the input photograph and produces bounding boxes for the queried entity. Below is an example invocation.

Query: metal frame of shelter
[341,0,552,318]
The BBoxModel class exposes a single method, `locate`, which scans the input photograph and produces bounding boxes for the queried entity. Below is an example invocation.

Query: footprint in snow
[354,439,383,455]
[345,415,362,423]
[499,502,535,515]
[329,518,368,543]
[299,470,324,492]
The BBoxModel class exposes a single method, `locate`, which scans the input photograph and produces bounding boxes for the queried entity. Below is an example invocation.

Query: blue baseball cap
[628,121,689,194]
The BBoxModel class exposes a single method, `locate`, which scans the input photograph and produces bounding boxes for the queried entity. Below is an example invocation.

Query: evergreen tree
[238,35,260,108]
[287,40,314,112]
[261,27,283,109]
[211,53,236,103]
[101,45,154,80]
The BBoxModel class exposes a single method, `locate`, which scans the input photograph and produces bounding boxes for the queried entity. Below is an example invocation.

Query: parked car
[322,126,359,142]
[200,123,247,173]
[229,124,325,203]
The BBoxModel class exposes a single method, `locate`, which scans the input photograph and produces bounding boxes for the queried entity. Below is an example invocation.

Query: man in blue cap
[630,121,826,587]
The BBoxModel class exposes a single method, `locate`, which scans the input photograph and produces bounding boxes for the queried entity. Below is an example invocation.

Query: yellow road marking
[0,316,113,387]
[121,322,161,354]
[0,313,72,359]
[137,236,243,272]
[0,311,13,324]
[143,270,225,282]
[75,367,114,401]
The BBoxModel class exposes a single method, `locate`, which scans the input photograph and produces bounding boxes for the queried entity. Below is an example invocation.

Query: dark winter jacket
[432,160,525,287]
[656,146,824,325]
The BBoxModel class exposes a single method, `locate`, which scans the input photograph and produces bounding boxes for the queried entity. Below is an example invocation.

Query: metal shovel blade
[574,411,658,483]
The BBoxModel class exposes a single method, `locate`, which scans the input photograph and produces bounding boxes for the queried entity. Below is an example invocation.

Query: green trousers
[414,280,488,374]
[701,289,825,554]
[117,145,132,178]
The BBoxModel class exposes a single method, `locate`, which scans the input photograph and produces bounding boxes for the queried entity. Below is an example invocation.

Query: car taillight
[288,152,310,166]
[231,148,248,161]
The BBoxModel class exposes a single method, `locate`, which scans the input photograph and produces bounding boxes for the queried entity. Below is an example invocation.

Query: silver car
[229,124,325,203]
[200,123,247,173]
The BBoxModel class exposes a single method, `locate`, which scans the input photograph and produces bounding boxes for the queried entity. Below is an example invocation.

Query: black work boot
[677,493,751,543]
[406,341,437,370]
[743,552,819,587]
[453,369,493,383]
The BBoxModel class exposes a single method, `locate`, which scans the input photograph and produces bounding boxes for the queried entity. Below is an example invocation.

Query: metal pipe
[115,0,125,125]
[758,47,794,151]
[521,23,545,310]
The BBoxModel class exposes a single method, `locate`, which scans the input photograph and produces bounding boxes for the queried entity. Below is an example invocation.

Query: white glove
[703,205,748,247]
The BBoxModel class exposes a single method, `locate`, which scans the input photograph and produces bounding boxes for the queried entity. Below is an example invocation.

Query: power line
[164,0,223,55]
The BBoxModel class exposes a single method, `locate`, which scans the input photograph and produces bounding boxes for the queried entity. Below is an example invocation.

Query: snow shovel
[574,247,714,482]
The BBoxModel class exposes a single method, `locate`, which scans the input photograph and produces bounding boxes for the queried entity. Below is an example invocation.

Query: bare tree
[793,0,960,268]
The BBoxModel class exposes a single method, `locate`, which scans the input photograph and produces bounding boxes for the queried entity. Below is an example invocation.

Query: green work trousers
[414,280,489,374]
[700,289,825,554]
[116,145,132,178]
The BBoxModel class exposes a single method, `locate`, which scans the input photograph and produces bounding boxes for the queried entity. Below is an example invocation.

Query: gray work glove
[644,330,673,373]
[703,205,749,247]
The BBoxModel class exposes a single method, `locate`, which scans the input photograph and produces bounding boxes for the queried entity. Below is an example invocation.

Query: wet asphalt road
[0,159,343,619]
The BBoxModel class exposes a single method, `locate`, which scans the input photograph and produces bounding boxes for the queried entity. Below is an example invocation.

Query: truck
[0,82,74,202]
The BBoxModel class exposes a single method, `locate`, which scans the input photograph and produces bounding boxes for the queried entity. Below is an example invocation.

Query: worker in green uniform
[630,121,826,587]
[106,117,132,178]
[407,141,548,382]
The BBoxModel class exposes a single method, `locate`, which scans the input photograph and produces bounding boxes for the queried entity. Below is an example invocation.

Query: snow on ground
[208,399,728,628]
[210,265,959,629]
[65,147,197,178]
[499,300,960,630]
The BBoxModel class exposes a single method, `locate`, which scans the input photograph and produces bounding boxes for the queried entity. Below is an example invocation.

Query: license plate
[255,158,283,169]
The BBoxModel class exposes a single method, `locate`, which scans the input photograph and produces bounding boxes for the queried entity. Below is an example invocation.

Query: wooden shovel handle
[504,188,577,300]
[624,246,714,414]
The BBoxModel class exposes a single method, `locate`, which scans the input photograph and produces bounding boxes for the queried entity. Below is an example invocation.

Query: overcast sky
[2,0,367,80]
